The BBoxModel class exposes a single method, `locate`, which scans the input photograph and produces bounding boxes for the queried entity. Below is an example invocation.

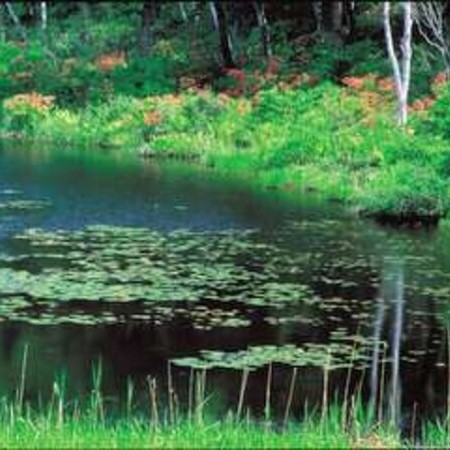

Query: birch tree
[178,2,187,22]
[253,1,271,59]
[311,1,323,32]
[40,1,47,31]
[412,1,450,76]
[209,1,236,67]
[383,2,413,126]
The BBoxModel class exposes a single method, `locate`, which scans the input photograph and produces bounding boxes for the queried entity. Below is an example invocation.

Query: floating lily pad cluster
[0,225,319,308]
[0,296,252,328]
[0,188,51,213]
[171,342,372,370]
[0,200,51,212]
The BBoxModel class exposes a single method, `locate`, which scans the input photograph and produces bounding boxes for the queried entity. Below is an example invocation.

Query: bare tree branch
[412,2,450,75]
[5,1,26,41]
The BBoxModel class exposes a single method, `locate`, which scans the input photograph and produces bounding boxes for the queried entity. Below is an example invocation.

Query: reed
[0,348,448,448]
[264,363,272,425]
[283,366,297,428]
[236,368,249,421]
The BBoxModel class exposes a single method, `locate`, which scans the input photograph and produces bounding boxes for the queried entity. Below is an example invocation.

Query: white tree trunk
[383,2,413,126]
[41,1,47,30]
[312,1,322,32]
[253,1,272,59]
[178,2,187,22]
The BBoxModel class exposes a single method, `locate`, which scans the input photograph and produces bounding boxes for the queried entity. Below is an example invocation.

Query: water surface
[0,142,449,429]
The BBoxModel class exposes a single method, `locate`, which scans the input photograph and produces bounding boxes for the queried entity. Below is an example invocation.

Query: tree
[253,1,271,59]
[4,1,27,41]
[140,0,157,57]
[40,1,47,31]
[178,2,187,22]
[209,1,236,68]
[383,2,413,126]
[412,1,450,77]
[311,1,354,44]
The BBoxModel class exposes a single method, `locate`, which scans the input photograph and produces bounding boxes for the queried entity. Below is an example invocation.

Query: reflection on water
[0,143,450,428]
[388,257,405,426]
[370,257,405,426]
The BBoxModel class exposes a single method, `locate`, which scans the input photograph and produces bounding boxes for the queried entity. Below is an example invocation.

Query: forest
[1,1,450,448]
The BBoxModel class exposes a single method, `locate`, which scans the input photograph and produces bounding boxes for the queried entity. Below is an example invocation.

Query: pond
[0,141,449,430]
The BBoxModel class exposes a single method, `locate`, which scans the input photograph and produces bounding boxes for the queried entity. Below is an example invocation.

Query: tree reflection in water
[370,256,405,427]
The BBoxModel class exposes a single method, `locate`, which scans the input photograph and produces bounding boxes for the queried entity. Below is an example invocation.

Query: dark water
[0,142,449,429]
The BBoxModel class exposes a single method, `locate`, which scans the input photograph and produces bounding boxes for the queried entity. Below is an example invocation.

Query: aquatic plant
[172,342,372,371]
[0,225,319,306]
[0,199,51,211]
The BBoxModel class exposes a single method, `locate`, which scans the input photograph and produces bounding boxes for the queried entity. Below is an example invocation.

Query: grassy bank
[1,74,450,223]
[0,411,400,449]
[0,377,447,449]
[0,355,444,449]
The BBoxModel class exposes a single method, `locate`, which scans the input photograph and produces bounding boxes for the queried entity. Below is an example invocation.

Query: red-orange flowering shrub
[341,76,365,90]
[265,57,281,76]
[433,71,447,87]
[95,52,126,72]
[224,68,246,84]
[4,92,55,112]
[377,77,395,93]
[143,110,162,126]
[409,96,435,113]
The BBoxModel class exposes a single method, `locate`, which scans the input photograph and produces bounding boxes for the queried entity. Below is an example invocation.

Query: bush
[421,82,450,139]
[6,95,146,148]
[2,92,55,134]
[354,163,448,220]
[110,57,176,98]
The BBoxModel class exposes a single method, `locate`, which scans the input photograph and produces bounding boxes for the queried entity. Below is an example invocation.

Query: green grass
[0,397,403,449]
[0,354,443,448]
[0,414,353,449]
[4,391,450,448]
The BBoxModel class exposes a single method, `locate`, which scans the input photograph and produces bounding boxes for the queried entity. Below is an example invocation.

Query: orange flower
[341,76,364,90]
[433,71,447,86]
[422,96,435,108]
[4,92,55,111]
[266,57,281,76]
[286,73,303,87]
[217,93,231,105]
[410,95,435,112]
[157,94,183,107]
[143,110,162,126]
[224,87,244,98]
[95,52,126,72]
[410,99,425,111]
[377,77,395,92]
[225,68,246,84]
